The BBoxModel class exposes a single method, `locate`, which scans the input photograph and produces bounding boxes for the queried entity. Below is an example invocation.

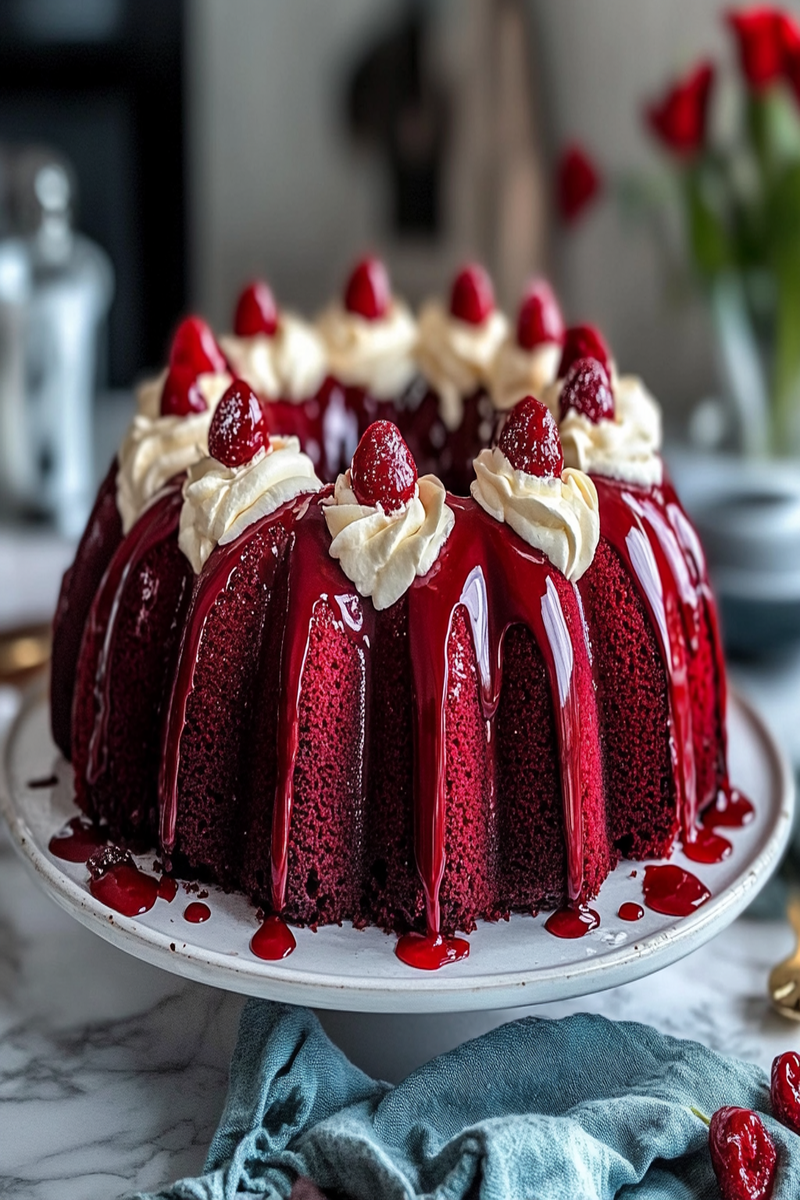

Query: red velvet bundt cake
[50,261,734,968]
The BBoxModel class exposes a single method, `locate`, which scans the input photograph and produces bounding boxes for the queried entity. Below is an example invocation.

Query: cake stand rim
[0,680,793,1015]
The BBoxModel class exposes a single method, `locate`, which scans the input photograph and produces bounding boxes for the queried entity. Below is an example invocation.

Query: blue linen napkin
[134,1000,800,1200]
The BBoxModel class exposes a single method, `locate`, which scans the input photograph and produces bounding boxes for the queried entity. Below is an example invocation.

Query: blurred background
[4,0,800,789]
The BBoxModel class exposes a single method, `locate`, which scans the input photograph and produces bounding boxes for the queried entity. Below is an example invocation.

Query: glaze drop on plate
[89,862,159,918]
[251,914,297,961]
[618,902,644,922]
[48,817,106,863]
[544,905,600,939]
[395,930,471,970]
[642,863,710,917]
[184,901,211,923]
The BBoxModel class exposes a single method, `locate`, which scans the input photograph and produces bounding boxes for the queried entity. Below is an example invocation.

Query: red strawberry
[516,279,565,349]
[234,281,278,337]
[559,357,615,424]
[350,420,417,512]
[498,395,563,478]
[208,380,269,468]
[558,323,611,379]
[450,263,495,325]
[160,367,207,418]
[771,1051,800,1134]
[344,257,391,321]
[709,1107,777,1200]
[169,316,227,376]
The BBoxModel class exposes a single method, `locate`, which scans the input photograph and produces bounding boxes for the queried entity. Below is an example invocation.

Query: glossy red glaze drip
[89,862,159,917]
[28,774,58,789]
[702,787,755,829]
[618,902,644,921]
[395,930,470,969]
[184,901,211,923]
[683,827,732,864]
[593,478,701,841]
[270,500,374,912]
[159,491,318,852]
[407,498,594,934]
[642,863,710,916]
[251,914,297,960]
[85,487,184,786]
[544,905,600,938]
[49,816,106,863]
[157,875,178,902]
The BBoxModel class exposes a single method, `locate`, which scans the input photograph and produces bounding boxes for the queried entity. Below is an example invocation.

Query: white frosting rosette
[323,471,454,611]
[220,313,327,403]
[415,302,508,431]
[179,436,322,574]
[316,300,417,400]
[559,373,662,487]
[117,372,231,534]
[471,446,599,582]
[488,338,562,413]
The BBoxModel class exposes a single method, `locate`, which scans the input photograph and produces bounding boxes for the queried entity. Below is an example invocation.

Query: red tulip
[728,9,785,89]
[556,144,601,224]
[646,62,715,158]
[779,12,800,103]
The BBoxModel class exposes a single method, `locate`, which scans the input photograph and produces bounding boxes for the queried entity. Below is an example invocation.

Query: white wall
[187,0,800,426]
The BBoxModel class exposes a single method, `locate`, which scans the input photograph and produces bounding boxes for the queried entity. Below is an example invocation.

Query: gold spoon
[0,622,51,683]
[769,892,800,1021]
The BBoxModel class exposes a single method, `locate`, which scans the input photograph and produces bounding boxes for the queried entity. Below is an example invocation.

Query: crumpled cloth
[134,1000,800,1200]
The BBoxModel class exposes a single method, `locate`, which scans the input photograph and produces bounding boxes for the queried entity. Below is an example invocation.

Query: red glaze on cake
[50,277,734,968]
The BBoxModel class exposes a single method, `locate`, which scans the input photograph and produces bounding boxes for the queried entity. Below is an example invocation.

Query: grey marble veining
[0,670,799,1198]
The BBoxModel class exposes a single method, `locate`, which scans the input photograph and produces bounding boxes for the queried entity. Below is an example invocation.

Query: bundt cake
[50,259,736,969]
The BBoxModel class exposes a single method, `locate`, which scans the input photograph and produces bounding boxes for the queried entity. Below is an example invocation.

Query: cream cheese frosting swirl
[220,313,327,403]
[415,302,508,431]
[179,436,322,574]
[117,372,231,534]
[559,408,663,486]
[316,300,417,400]
[488,338,562,413]
[471,446,599,582]
[541,368,663,487]
[324,471,454,610]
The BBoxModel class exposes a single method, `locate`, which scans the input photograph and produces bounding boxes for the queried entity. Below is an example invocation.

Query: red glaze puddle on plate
[643,864,711,917]
[184,901,211,924]
[251,914,296,961]
[395,930,471,970]
[48,817,106,863]
[701,788,755,829]
[89,862,159,918]
[544,905,600,939]
[618,902,644,922]
[683,828,733,865]
[157,876,178,902]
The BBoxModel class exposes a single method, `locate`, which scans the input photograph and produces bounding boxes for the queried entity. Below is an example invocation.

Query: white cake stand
[0,681,793,1018]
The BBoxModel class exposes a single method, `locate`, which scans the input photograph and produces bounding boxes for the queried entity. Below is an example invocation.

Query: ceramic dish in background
[667,449,800,656]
